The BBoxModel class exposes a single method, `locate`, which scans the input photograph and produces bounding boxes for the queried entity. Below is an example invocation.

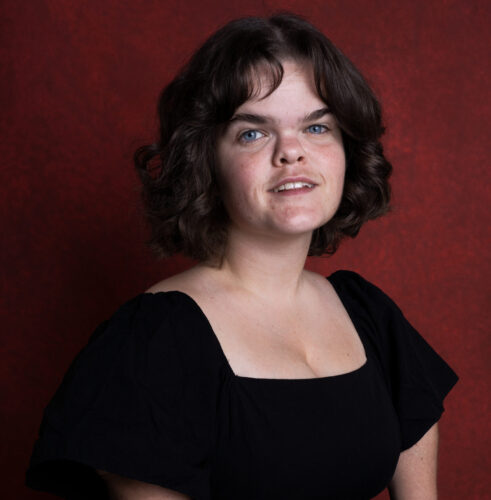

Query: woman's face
[216,60,346,240]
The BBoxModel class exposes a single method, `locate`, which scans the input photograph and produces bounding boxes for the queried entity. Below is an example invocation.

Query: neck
[206,226,313,303]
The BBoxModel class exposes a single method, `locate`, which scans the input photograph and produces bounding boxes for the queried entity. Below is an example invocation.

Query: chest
[194,286,367,380]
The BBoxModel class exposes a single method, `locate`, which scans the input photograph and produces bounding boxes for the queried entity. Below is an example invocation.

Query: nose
[273,135,306,167]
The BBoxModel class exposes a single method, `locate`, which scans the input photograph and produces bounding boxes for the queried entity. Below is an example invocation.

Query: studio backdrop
[1,0,489,498]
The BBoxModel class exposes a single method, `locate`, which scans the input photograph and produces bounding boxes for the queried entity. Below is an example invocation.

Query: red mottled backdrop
[1,0,489,498]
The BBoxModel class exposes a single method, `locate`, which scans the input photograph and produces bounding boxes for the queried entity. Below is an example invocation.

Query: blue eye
[307,124,328,134]
[239,129,265,143]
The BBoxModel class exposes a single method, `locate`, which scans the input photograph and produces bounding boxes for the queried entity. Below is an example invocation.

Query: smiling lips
[270,177,317,194]
[273,181,315,193]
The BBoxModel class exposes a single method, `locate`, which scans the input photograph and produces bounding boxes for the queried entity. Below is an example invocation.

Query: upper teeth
[273,182,314,192]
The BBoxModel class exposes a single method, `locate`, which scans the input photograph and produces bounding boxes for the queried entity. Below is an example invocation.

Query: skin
[99,60,439,499]
[199,59,346,305]
[96,470,190,500]
[389,423,439,499]
[216,59,346,244]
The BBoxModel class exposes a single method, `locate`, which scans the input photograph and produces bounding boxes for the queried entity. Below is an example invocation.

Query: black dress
[26,270,459,499]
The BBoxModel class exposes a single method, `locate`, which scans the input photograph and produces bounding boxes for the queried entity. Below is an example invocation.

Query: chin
[273,212,334,233]
[270,221,328,236]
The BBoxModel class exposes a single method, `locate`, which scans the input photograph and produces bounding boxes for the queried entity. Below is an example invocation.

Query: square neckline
[146,272,370,383]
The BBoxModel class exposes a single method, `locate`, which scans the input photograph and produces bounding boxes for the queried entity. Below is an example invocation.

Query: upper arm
[97,470,191,500]
[388,422,439,500]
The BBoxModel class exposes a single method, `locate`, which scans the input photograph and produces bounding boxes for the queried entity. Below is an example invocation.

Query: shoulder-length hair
[134,12,392,265]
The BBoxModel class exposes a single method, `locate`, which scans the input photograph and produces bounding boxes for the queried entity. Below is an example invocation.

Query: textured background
[1,0,489,498]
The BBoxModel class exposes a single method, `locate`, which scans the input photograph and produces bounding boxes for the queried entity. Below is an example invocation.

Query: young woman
[26,13,458,500]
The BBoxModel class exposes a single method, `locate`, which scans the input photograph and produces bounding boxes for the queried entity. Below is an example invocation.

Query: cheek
[315,144,346,185]
[217,157,260,212]
[220,155,257,192]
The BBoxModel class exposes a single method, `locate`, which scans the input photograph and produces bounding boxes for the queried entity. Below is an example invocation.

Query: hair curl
[134,12,392,265]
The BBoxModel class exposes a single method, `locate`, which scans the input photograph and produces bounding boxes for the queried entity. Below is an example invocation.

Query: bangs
[210,56,286,125]
[243,57,285,101]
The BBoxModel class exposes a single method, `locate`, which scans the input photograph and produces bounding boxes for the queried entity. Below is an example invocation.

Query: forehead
[234,60,326,116]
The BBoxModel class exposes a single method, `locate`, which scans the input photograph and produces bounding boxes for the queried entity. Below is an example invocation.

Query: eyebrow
[229,107,331,126]
[304,107,331,122]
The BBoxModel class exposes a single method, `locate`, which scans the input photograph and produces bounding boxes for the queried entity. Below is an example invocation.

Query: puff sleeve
[331,270,459,451]
[26,292,219,500]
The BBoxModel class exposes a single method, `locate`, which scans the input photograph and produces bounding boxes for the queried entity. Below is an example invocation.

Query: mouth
[269,176,318,193]
[272,181,316,193]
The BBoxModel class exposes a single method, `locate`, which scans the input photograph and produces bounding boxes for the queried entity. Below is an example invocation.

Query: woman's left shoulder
[325,268,383,291]
[323,268,398,312]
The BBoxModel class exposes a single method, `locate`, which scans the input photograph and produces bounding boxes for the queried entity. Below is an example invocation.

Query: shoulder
[324,269,410,333]
[326,270,429,361]
[82,276,217,371]
[327,269,395,305]
[327,268,382,291]
[102,288,182,340]
[144,265,216,297]
[115,267,217,337]
[53,278,225,413]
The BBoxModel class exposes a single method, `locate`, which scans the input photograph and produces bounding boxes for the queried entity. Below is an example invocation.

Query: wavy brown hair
[134,13,392,265]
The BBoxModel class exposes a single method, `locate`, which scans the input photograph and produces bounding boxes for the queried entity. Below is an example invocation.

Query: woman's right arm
[97,470,191,500]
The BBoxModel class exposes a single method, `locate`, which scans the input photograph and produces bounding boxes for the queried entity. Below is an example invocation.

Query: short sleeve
[330,270,459,451]
[26,293,219,500]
